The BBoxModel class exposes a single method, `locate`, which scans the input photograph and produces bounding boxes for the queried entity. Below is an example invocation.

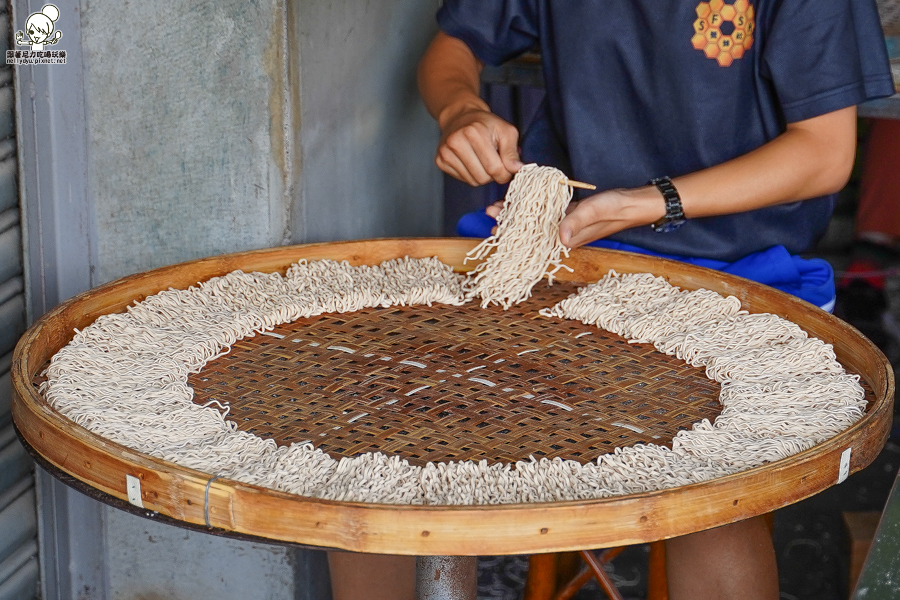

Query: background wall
[78,0,441,286]
[83,0,293,284]
[295,0,441,243]
[14,0,442,598]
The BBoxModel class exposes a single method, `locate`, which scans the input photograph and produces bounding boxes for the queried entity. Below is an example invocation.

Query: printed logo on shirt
[691,0,755,67]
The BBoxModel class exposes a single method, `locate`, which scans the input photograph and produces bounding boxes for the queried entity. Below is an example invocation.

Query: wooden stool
[523,542,668,600]
[525,514,775,600]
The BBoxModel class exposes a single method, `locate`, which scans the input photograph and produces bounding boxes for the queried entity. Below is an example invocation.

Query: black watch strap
[649,176,686,233]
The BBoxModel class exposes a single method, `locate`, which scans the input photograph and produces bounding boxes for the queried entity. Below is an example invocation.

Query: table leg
[415,556,478,600]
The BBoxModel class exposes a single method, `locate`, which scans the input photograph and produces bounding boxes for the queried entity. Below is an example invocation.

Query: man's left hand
[559,187,665,248]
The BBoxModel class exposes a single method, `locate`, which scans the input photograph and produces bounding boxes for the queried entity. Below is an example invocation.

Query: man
[330,1,894,598]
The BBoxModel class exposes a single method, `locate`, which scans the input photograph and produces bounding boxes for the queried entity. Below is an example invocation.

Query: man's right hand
[436,108,523,186]
[419,31,523,187]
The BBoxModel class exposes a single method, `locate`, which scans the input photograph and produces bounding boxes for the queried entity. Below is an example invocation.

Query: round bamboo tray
[11,238,895,556]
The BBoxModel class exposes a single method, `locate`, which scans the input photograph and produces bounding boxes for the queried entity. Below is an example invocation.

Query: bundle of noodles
[463,164,574,309]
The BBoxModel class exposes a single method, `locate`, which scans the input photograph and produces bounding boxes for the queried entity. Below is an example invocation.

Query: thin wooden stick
[562,179,597,191]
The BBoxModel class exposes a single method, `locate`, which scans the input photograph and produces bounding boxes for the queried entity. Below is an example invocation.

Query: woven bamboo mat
[189,282,724,466]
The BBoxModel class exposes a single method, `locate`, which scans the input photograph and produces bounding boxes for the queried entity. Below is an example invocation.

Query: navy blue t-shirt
[437,0,895,261]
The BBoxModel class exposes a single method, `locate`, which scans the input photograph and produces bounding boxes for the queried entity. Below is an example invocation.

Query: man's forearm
[418,31,523,185]
[418,31,487,129]
[560,106,858,248]
[675,106,857,218]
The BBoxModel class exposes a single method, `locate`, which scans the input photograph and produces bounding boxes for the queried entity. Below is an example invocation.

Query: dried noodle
[463,164,573,309]
[41,254,866,505]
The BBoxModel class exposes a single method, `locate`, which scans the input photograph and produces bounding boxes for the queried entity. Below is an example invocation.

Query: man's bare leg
[328,552,415,600]
[666,516,779,600]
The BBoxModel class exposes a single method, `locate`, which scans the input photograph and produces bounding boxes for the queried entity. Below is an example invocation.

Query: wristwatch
[649,176,686,233]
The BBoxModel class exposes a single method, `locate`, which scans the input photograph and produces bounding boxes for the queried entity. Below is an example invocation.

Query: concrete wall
[294,0,442,243]
[83,0,293,285]
[18,0,442,597]
[79,0,441,285]
[105,510,301,600]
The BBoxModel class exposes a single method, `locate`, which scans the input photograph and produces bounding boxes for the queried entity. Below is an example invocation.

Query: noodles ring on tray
[39,256,867,506]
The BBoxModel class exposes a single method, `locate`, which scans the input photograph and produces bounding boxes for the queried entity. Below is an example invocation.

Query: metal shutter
[0,4,38,599]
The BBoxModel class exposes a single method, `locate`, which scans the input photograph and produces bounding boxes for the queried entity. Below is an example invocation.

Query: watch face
[652,217,686,233]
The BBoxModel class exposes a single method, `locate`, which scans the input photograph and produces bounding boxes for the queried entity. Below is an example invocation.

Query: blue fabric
[438,0,895,262]
[457,210,835,310]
